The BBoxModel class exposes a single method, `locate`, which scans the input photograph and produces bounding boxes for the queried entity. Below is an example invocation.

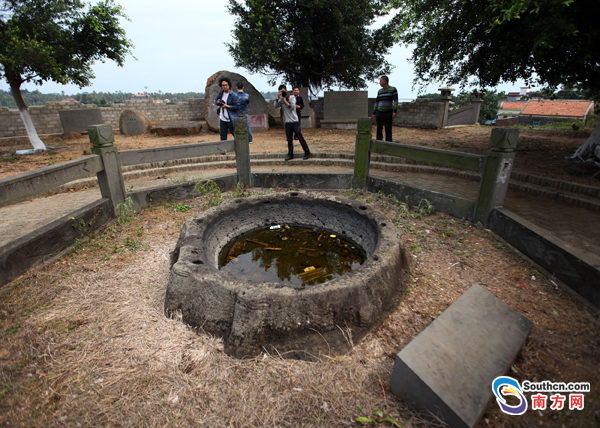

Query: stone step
[30,153,599,211]
[390,284,533,428]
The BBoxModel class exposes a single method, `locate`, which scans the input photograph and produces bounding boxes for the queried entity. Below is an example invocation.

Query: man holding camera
[274,84,312,161]
[215,77,239,141]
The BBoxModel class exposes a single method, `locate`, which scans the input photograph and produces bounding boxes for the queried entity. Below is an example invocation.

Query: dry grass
[0,189,598,427]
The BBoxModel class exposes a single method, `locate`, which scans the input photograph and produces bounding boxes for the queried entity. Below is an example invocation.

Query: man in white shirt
[274,84,311,161]
[214,78,239,140]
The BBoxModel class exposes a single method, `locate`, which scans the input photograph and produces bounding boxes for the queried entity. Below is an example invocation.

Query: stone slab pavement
[1,164,599,269]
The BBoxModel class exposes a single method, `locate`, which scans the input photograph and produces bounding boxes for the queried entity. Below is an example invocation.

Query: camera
[280,90,287,98]
[218,100,225,107]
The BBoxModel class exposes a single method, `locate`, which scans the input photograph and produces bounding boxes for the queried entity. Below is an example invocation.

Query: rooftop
[520,100,594,117]
[500,102,527,110]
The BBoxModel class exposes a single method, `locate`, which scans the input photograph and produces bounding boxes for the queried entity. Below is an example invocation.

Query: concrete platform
[389,284,533,428]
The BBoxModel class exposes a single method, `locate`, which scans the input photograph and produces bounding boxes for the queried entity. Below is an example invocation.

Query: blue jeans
[238,114,253,142]
[219,119,235,140]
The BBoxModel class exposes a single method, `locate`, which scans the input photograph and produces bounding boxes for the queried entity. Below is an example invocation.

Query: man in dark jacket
[236,82,253,143]
[292,86,304,140]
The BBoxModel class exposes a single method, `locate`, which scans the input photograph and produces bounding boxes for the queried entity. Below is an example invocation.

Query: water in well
[218,225,365,288]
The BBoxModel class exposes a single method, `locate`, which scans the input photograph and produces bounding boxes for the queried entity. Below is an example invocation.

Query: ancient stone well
[164,192,410,359]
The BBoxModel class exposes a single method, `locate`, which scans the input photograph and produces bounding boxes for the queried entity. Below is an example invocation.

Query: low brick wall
[0,102,98,138]
[394,98,444,129]
[311,97,443,129]
[518,115,577,127]
[0,99,206,138]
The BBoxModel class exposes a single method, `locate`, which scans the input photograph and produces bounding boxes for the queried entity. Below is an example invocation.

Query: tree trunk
[6,72,47,151]
[571,120,600,160]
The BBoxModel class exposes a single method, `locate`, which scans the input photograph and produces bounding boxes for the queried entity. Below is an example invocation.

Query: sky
[0,0,532,100]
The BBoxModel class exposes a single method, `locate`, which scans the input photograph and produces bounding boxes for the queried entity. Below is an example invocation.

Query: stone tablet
[248,114,267,128]
[58,109,103,134]
[204,70,269,132]
[390,284,533,428]
[119,109,152,135]
[323,91,368,121]
[150,121,202,136]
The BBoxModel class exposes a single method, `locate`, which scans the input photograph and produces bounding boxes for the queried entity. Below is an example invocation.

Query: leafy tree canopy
[0,0,133,150]
[227,0,395,92]
[389,0,600,98]
[0,0,133,91]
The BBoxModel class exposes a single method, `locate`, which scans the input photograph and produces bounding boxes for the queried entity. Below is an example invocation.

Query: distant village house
[131,94,150,100]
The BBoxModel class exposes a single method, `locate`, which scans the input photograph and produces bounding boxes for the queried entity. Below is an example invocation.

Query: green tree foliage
[390,0,600,98]
[417,93,440,102]
[555,89,584,100]
[227,0,395,92]
[0,89,206,108]
[0,0,133,149]
[0,89,61,107]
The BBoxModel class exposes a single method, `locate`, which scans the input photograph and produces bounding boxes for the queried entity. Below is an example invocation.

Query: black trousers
[285,122,310,155]
[376,110,393,142]
[293,115,302,138]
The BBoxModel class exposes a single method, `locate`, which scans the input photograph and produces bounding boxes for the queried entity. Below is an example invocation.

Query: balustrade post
[353,117,372,188]
[234,117,252,187]
[473,128,519,225]
[439,87,454,128]
[88,124,126,216]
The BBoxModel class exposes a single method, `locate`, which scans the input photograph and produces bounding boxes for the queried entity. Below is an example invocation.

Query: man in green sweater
[371,76,398,142]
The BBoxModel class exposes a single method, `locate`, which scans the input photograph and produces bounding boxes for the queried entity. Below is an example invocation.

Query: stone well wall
[0,99,206,138]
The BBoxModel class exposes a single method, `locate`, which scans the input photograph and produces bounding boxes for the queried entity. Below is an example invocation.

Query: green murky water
[218,225,365,288]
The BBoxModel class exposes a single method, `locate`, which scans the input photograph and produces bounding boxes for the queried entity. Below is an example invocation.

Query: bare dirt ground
[1,123,599,187]
[0,187,599,428]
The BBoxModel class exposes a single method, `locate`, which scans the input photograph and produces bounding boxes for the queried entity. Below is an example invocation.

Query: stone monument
[119,109,152,135]
[59,108,104,134]
[321,90,368,129]
[204,70,269,133]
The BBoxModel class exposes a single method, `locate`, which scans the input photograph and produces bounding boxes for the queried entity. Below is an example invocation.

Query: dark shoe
[284,154,294,161]
[303,153,312,160]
